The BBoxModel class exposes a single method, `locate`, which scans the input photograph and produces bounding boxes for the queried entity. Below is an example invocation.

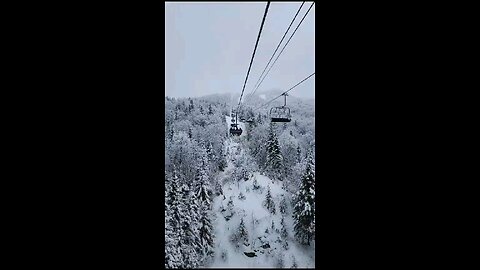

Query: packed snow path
[208,118,315,268]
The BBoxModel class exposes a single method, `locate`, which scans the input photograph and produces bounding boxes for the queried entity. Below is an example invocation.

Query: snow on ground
[259,94,266,100]
[208,135,315,268]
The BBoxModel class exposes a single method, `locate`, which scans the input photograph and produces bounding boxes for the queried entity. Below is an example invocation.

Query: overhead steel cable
[236,1,270,114]
[253,72,315,111]
[244,1,306,104]
[249,2,315,102]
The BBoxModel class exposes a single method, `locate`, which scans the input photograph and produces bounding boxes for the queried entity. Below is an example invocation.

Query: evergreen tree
[280,196,288,215]
[280,217,288,239]
[291,255,298,268]
[188,99,194,112]
[263,186,276,214]
[276,252,285,268]
[165,169,182,268]
[198,203,214,265]
[265,123,283,179]
[296,145,302,163]
[237,218,249,246]
[195,146,210,204]
[252,177,260,190]
[205,142,215,163]
[179,183,200,268]
[292,153,315,245]
[194,150,215,266]
[226,197,235,217]
[167,168,181,233]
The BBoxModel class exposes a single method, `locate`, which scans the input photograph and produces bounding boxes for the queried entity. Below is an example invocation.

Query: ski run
[164,94,315,268]
[210,126,315,268]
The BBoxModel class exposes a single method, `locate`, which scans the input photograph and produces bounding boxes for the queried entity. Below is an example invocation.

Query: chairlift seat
[271,117,291,123]
[230,127,243,135]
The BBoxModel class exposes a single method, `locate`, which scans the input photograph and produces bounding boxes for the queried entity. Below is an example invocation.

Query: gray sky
[165,2,315,99]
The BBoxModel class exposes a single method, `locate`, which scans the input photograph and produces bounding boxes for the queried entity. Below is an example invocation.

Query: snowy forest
[164,91,315,268]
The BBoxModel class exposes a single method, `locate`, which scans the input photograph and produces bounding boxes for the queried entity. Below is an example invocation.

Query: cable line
[244,1,305,103]
[253,72,315,111]
[236,1,270,112]
[249,2,314,102]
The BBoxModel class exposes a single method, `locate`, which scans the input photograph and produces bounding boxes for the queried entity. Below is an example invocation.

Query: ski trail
[208,116,315,268]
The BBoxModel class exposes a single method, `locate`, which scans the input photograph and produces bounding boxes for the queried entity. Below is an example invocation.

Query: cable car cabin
[269,106,291,122]
[231,118,235,123]
[230,127,242,136]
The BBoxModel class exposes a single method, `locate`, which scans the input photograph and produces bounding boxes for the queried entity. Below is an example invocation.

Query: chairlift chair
[230,126,242,136]
[269,93,291,123]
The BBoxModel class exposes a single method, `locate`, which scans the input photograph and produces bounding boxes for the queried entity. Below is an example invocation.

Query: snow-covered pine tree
[194,149,215,266]
[265,123,283,180]
[206,141,215,164]
[280,217,288,239]
[165,172,174,268]
[237,217,249,246]
[198,202,214,265]
[179,183,200,268]
[280,196,288,215]
[263,186,276,215]
[218,145,227,171]
[292,152,315,246]
[165,169,182,268]
[276,251,285,268]
[195,146,210,204]
[252,177,260,190]
[291,255,298,268]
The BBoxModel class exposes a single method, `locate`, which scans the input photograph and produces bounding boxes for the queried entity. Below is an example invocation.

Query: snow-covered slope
[209,138,315,268]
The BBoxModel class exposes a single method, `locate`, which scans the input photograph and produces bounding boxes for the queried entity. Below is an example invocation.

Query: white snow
[208,136,315,268]
[259,94,266,100]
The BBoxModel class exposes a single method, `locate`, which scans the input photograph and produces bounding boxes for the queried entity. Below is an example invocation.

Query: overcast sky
[165,2,315,99]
